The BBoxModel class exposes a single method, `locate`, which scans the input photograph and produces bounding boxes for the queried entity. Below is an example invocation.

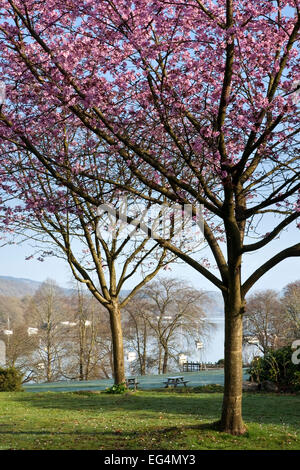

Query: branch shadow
[10,390,300,429]
[14,390,222,418]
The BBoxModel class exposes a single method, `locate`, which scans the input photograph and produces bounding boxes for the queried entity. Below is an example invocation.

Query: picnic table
[163,376,189,388]
[126,377,139,390]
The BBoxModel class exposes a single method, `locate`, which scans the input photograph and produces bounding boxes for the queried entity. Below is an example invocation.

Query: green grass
[0,390,299,450]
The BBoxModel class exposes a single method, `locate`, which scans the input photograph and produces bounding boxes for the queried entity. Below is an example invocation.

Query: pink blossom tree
[1,136,179,386]
[0,0,300,434]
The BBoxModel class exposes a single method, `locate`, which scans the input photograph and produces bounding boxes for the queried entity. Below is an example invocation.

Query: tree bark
[46,332,52,382]
[162,348,168,374]
[220,286,247,435]
[141,325,147,375]
[108,302,126,385]
[79,323,85,381]
[158,345,162,374]
[46,352,52,382]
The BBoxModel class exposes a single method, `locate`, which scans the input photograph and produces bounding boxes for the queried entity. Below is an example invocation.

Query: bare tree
[63,286,113,381]
[25,279,69,382]
[123,296,156,375]
[281,281,300,341]
[0,297,38,381]
[6,144,179,385]
[139,278,210,374]
[0,322,37,380]
[243,290,290,354]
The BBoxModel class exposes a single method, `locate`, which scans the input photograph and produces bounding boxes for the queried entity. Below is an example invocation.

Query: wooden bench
[126,377,139,390]
[163,376,189,388]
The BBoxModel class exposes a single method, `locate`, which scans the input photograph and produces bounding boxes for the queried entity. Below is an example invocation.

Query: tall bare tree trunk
[108,302,126,385]
[162,347,168,374]
[141,326,147,375]
[79,321,85,381]
[46,351,52,383]
[158,345,162,374]
[46,329,52,382]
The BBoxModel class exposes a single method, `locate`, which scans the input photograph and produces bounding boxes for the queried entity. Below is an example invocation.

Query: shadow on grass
[0,421,236,452]
[13,391,222,420]
[0,422,216,437]
[11,391,300,430]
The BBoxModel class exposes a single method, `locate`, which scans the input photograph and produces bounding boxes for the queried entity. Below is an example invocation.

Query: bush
[192,384,224,393]
[248,346,300,392]
[104,382,127,394]
[0,367,23,392]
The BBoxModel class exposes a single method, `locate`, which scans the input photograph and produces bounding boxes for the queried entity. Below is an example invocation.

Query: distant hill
[0,276,75,297]
[0,276,74,325]
[0,276,42,297]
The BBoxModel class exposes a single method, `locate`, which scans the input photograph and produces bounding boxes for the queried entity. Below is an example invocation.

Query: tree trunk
[141,325,147,375]
[46,338,52,382]
[79,351,84,381]
[79,326,84,381]
[108,302,126,385]
[220,288,247,435]
[162,348,168,374]
[158,345,162,374]
[46,353,52,382]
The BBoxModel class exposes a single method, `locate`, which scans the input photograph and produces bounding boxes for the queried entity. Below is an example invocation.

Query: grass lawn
[0,389,299,450]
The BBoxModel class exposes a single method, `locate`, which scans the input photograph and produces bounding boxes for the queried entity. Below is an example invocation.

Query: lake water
[194,319,258,364]
[203,320,225,363]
